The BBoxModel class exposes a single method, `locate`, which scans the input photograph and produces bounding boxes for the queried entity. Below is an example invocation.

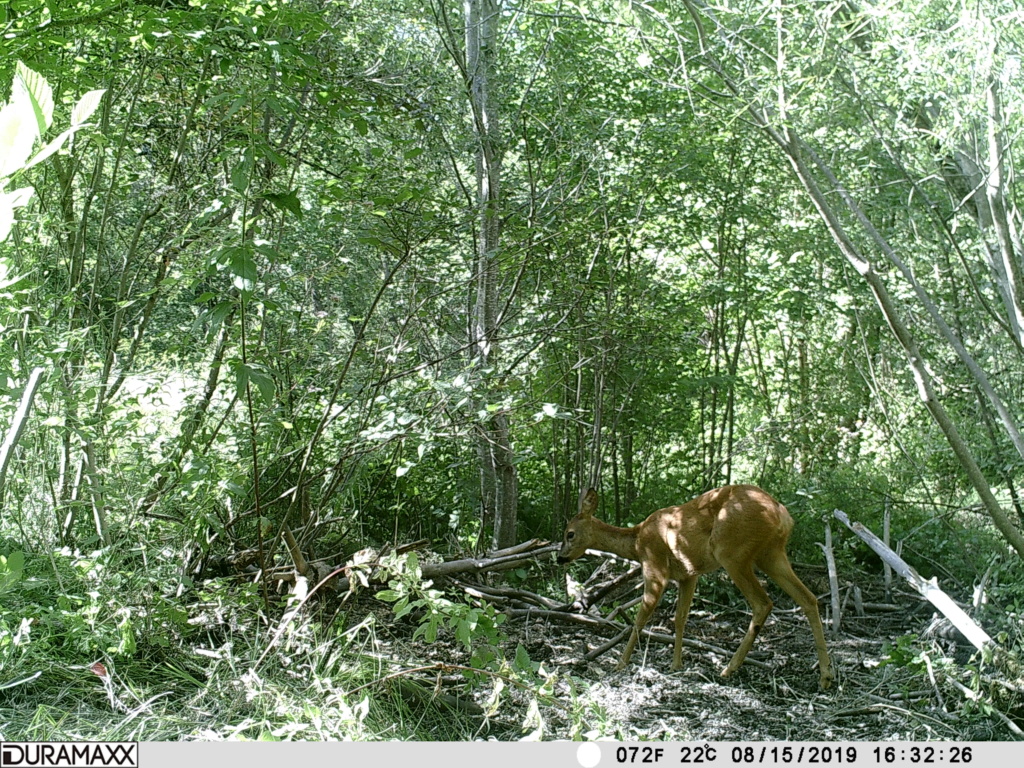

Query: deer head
[557,488,599,564]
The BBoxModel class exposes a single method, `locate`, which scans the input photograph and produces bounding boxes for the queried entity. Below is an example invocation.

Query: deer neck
[588,517,641,562]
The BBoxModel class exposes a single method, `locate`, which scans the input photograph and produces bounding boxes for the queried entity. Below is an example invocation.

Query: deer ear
[580,488,598,516]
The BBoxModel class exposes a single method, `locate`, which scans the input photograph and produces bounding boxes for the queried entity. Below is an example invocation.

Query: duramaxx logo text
[0,743,138,768]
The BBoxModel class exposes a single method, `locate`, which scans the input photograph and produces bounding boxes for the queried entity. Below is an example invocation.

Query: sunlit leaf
[15,62,53,133]
[0,102,37,177]
[70,89,106,127]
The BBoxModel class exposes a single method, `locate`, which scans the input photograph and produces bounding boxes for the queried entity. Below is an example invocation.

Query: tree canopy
[1,0,1023,741]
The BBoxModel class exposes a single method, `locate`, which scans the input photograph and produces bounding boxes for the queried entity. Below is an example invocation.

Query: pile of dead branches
[422,540,758,666]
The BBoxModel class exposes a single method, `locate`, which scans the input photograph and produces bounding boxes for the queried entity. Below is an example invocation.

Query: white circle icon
[577,742,601,768]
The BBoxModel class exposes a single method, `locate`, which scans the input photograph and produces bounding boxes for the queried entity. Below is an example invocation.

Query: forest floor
[3,548,1019,742]
[385,572,1019,741]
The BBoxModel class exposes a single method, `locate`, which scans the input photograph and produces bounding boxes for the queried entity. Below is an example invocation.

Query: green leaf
[15,61,53,133]
[232,361,275,405]
[230,158,252,193]
[376,589,402,602]
[209,301,234,326]
[227,247,257,292]
[514,643,534,672]
[232,360,249,400]
[423,618,438,643]
[393,596,411,618]
[0,187,33,240]
[0,550,25,594]
[455,619,471,649]
[70,89,106,127]
[23,127,74,170]
[247,366,276,405]
[0,202,11,242]
[263,188,303,219]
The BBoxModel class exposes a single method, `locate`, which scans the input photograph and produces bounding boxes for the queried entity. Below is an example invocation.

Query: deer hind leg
[618,571,668,670]
[721,560,773,678]
[759,552,834,690]
[672,576,698,670]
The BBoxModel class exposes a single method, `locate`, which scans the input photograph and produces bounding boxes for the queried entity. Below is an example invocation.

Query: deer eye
[566,531,575,540]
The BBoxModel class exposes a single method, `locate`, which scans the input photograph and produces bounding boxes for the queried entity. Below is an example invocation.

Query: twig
[946,676,1024,737]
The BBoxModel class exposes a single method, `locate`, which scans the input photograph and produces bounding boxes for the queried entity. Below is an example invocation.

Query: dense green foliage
[2,0,1024,740]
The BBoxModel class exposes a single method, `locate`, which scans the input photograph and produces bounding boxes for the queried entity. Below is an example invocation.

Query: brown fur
[558,485,834,689]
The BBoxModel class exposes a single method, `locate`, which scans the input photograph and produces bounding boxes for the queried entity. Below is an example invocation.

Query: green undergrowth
[4,534,1022,740]
[0,541,602,741]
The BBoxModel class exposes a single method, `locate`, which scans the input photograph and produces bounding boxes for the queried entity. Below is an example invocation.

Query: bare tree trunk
[139,311,234,516]
[623,432,634,519]
[0,367,45,509]
[82,440,110,545]
[982,72,1024,344]
[461,0,518,549]
[926,70,1024,351]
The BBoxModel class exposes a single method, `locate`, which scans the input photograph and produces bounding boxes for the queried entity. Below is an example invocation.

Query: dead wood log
[456,581,564,610]
[834,509,995,652]
[506,607,617,630]
[488,539,550,558]
[282,536,561,598]
[420,542,558,579]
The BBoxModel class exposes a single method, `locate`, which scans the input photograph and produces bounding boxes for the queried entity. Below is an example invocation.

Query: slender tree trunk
[139,311,234,516]
[982,72,1024,341]
[0,367,45,509]
[623,432,634,519]
[462,0,518,549]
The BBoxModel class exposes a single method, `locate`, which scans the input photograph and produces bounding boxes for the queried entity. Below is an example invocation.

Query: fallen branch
[456,580,565,610]
[578,564,642,610]
[834,509,994,653]
[421,541,558,579]
[946,676,1023,738]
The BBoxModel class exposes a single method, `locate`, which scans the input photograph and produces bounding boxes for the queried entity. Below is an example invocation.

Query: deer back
[637,485,794,579]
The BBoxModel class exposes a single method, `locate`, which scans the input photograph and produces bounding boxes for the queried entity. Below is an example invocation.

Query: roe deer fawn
[557,485,834,689]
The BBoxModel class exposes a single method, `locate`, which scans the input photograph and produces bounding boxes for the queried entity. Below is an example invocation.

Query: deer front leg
[617,574,667,670]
